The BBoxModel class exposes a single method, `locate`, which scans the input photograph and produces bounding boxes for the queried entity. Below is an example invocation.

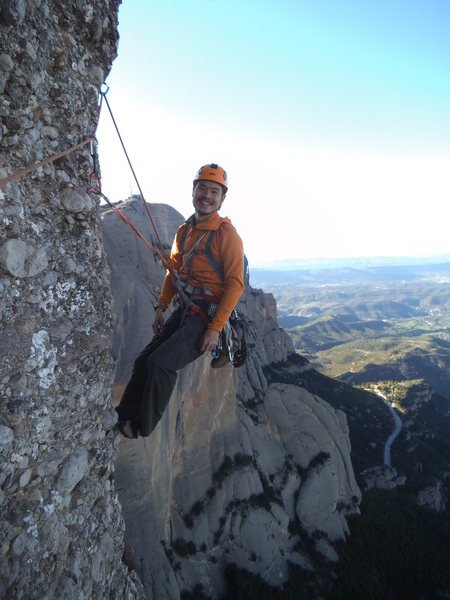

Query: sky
[96,0,450,266]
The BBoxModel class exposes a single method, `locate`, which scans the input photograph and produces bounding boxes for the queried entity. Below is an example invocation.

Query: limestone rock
[0,238,48,277]
[0,425,14,450]
[88,65,104,87]
[56,447,89,495]
[61,187,95,213]
[0,1,26,27]
[0,53,14,71]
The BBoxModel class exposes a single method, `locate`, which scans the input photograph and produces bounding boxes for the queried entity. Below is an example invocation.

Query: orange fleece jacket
[157,212,244,331]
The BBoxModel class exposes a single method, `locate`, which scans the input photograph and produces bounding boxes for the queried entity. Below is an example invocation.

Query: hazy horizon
[249,253,450,270]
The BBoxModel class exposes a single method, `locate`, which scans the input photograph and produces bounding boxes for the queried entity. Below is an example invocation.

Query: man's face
[192,180,224,220]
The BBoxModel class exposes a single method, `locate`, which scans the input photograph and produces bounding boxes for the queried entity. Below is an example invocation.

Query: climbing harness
[178,217,249,286]
[177,218,248,367]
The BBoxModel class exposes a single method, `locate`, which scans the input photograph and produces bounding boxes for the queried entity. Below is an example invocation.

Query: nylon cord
[100,91,167,260]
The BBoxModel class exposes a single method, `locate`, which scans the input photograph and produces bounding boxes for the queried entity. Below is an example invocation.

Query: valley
[252,258,450,598]
[251,259,450,399]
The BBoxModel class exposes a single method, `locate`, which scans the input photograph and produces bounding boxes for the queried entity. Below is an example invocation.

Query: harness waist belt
[180,282,217,299]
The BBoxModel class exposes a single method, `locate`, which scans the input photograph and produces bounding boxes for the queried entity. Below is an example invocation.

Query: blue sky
[97,0,450,264]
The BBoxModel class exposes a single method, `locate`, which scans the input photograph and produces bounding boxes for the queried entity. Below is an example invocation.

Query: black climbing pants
[116,305,207,437]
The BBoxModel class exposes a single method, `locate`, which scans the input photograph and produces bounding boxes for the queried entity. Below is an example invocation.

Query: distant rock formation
[103,199,362,598]
[361,466,407,491]
[101,197,183,382]
[0,3,142,599]
[341,353,450,399]
[417,481,446,512]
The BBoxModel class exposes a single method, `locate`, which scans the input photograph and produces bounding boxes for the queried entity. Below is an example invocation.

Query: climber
[115,163,245,438]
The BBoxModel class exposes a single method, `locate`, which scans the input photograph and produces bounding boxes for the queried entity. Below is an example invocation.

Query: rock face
[105,200,362,598]
[0,3,142,599]
[361,466,407,491]
[418,481,446,512]
[101,196,184,382]
[0,1,361,597]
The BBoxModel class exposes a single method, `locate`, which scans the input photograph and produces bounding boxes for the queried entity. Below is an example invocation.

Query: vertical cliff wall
[104,199,361,599]
[0,2,142,598]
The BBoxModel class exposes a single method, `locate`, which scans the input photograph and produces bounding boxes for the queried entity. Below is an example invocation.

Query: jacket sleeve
[157,272,176,311]
[156,225,185,310]
[208,225,245,332]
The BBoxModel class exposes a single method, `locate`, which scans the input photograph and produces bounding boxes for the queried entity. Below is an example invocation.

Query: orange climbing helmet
[193,163,228,192]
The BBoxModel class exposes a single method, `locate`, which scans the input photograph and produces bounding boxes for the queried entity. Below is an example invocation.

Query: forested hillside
[249,259,450,599]
[252,260,450,398]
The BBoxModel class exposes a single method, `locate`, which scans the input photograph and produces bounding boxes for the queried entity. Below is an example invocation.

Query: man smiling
[116,163,245,438]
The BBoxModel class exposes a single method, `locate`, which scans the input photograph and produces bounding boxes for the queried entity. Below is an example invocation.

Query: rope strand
[99,190,192,308]
[0,136,94,189]
[100,91,168,260]
[99,192,168,265]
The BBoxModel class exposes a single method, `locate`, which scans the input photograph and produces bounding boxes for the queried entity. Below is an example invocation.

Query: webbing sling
[178,220,225,283]
[179,231,206,277]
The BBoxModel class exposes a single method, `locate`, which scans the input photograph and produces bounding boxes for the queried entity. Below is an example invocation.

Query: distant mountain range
[252,258,450,399]
[251,257,450,287]
[251,254,450,272]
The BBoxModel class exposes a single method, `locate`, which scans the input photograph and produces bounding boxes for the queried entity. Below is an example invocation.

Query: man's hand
[199,328,220,353]
[152,307,165,335]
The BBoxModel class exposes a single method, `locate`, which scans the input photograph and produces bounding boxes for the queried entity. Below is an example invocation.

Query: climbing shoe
[117,419,140,439]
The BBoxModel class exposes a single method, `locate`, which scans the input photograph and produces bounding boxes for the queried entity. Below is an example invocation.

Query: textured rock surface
[0,3,143,598]
[0,2,361,598]
[418,481,446,512]
[104,201,362,598]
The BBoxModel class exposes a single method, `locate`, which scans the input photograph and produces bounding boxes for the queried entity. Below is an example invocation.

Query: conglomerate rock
[0,2,143,598]
[0,1,362,595]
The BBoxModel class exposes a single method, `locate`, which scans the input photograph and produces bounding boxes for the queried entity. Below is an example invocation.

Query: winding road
[376,392,403,467]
